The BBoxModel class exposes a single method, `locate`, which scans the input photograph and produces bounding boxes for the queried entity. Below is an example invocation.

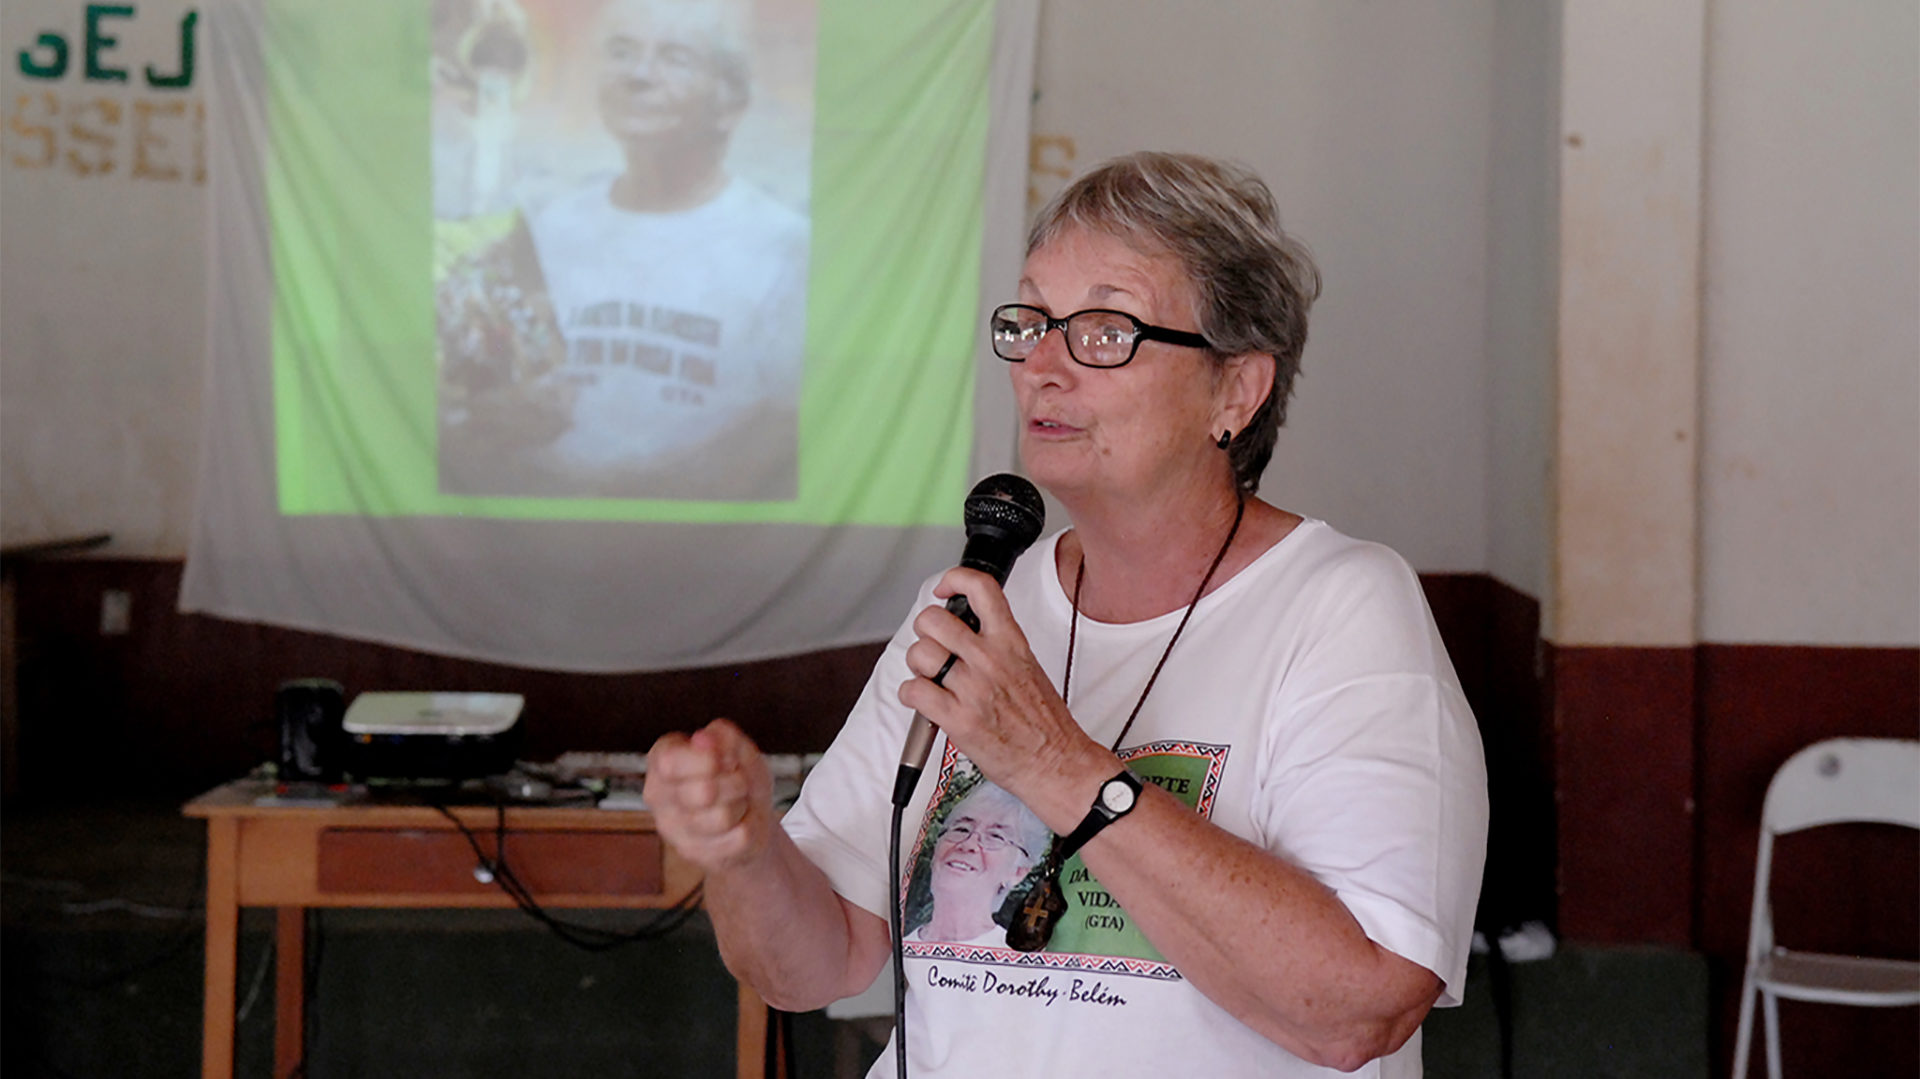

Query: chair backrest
[1762,737,1920,837]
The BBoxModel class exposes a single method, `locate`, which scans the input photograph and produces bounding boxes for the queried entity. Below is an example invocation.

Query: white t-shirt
[521,175,809,497]
[783,520,1489,1078]
[905,925,1008,948]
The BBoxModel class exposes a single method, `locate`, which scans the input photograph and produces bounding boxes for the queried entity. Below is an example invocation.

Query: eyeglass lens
[992,306,1142,368]
[945,819,1025,855]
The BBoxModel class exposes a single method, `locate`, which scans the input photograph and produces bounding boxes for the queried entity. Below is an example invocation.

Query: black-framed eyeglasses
[941,818,1030,859]
[990,303,1212,369]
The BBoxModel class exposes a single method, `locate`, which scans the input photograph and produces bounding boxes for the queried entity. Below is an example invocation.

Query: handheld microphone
[891,473,1045,807]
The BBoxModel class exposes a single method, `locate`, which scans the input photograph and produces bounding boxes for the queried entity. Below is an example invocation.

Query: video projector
[338,691,524,783]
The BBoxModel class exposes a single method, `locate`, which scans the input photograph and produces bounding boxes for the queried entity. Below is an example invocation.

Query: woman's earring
[1216,429,1232,450]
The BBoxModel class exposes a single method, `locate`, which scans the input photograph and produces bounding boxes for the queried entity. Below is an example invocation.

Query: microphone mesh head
[963,473,1045,549]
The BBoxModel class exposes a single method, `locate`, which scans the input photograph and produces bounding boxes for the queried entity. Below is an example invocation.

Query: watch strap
[1053,769,1143,863]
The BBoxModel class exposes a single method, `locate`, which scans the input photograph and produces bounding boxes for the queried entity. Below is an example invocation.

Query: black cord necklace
[1004,494,1247,952]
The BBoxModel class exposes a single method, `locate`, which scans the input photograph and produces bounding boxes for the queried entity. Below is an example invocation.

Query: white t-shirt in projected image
[524,175,809,484]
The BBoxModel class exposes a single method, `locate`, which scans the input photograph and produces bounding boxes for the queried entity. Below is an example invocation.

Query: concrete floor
[3,795,1709,1079]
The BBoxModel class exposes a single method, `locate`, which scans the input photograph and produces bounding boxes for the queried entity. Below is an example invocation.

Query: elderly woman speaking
[645,151,1488,1077]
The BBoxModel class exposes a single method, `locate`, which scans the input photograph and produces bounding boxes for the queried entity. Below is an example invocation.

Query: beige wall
[1030,0,1498,573]
[1,0,206,554]
[1552,0,1706,646]
[1699,0,1920,646]
[1547,0,1919,647]
[1485,0,1560,605]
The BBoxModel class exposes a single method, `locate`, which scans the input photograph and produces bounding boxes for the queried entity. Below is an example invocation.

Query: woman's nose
[1016,326,1077,384]
[614,49,661,83]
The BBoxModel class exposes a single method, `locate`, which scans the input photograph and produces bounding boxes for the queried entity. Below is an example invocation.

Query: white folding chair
[1731,737,1920,1078]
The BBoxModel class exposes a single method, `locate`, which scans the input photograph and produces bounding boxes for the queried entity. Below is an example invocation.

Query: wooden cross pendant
[1005,872,1067,952]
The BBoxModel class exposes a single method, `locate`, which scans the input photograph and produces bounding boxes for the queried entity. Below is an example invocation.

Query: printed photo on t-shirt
[901,773,1051,948]
[901,740,1230,980]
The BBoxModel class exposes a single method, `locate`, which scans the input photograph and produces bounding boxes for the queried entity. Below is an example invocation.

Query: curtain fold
[182,0,1038,672]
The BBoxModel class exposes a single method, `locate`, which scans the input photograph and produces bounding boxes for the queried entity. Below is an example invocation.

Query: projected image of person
[437,0,811,501]
[642,152,1489,1077]
[903,777,1049,947]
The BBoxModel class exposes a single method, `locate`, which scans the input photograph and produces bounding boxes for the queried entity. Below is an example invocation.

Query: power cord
[431,802,704,951]
[268,804,701,1079]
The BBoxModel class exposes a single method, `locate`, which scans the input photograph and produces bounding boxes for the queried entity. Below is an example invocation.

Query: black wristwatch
[1056,769,1144,861]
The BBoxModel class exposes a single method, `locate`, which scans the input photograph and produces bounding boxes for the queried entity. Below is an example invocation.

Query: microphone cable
[888,802,910,1079]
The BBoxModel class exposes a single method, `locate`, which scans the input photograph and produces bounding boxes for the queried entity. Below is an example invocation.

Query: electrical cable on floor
[431,802,704,951]
[57,896,198,919]
[235,934,275,1025]
[289,905,323,1079]
[14,834,210,995]
[0,873,184,918]
[6,845,209,1078]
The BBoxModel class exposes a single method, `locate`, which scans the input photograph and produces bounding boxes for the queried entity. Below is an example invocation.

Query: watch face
[1101,777,1137,813]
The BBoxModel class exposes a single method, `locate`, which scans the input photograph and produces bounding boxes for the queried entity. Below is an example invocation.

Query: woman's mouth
[1027,418,1081,437]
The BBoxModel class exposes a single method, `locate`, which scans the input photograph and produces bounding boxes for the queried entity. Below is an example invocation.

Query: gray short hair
[945,781,1050,872]
[1029,152,1322,494]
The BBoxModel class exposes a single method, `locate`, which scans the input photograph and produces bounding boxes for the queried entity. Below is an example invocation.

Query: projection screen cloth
[181,0,1039,671]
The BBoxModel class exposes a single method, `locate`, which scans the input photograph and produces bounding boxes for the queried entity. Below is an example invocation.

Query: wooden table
[184,780,773,1079]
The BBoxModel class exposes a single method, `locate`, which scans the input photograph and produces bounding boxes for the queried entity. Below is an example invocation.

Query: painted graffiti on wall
[4,3,202,184]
